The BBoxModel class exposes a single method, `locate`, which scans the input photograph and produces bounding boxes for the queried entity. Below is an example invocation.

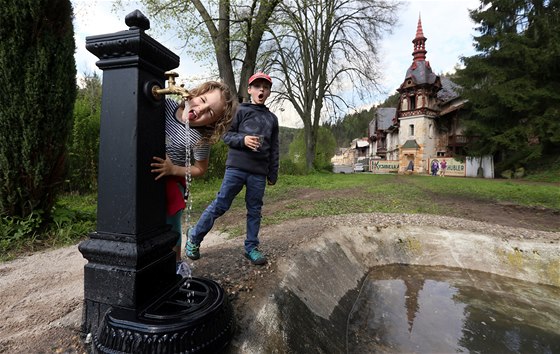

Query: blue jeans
[190,167,266,253]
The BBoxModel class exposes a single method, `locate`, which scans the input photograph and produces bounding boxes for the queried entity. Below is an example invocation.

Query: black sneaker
[185,239,200,260]
[244,248,267,265]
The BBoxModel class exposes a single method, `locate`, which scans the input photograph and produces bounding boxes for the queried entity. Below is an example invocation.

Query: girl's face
[184,88,225,127]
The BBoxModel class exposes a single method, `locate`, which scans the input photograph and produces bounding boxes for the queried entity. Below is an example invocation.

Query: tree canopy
[117,0,281,102]
[456,0,560,171]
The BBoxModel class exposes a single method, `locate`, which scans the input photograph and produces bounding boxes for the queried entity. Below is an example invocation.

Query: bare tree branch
[113,0,281,102]
[264,0,399,169]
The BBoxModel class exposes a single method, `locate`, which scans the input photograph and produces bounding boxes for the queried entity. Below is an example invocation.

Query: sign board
[429,158,466,177]
[370,160,399,173]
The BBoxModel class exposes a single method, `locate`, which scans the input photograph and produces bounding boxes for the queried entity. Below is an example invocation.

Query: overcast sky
[72,0,481,127]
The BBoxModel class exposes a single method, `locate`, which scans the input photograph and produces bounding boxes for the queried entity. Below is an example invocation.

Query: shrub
[0,0,76,219]
[279,158,307,175]
[66,74,101,193]
[206,141,229,180]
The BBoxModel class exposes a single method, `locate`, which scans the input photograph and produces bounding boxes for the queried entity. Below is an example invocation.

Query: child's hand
[244,135,262,151]
[151,154,174,180]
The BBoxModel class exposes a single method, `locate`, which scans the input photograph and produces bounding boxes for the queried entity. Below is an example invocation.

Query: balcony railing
[448,134,468,146]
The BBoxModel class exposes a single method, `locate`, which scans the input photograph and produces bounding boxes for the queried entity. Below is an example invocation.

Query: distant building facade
[368,16,469,174]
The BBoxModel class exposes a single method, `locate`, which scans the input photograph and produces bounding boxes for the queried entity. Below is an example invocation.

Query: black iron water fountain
[78,10,234,353]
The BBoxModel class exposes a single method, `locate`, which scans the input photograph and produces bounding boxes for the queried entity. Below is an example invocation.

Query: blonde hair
[188,81,237,144]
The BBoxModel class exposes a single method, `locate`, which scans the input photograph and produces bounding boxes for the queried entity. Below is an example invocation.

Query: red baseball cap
[248,72,272,86]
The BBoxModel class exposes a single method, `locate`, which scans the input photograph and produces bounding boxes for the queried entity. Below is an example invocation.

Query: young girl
[150,81,236,267]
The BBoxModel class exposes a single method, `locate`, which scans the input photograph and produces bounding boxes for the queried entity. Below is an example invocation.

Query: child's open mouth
[258,93,264,100]
[188,110,198,121]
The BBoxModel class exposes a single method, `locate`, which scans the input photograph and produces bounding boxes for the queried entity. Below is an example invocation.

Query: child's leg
[190,168,245,244]
[166,209,183,261]
[244,174,266,254]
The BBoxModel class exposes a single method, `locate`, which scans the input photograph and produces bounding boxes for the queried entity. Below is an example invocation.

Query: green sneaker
[244,248,267,265]
[185,238,200,260]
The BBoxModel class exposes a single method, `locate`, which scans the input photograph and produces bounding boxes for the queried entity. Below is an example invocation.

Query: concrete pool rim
[232,213,560,353]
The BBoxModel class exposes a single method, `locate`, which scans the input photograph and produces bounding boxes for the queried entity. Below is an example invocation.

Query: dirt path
[0,245,86,353]
[0,185,558,353]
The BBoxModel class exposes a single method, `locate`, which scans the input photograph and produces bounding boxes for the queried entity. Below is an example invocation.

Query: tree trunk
[305,132,317,171]
[216,2,237,98]
[238,0,281,102]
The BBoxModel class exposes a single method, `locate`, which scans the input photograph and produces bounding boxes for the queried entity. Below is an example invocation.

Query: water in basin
[347,264,560,353]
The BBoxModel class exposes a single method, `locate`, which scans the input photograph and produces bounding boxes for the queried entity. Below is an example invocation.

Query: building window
[409,124,414,136]
[409,95,416,110]
[429,124,433,138]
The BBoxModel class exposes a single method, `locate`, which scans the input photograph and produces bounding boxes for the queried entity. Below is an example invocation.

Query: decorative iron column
[79,10,234,353]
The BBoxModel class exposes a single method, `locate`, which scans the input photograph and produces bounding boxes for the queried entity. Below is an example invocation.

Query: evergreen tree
[0,0,76,217]
[456,0,560,171]
[326,106,374,147]
[378,92,400,108]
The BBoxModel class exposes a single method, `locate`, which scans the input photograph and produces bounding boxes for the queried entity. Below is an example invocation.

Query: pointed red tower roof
[400,13,439,88]
[412,14,427,62]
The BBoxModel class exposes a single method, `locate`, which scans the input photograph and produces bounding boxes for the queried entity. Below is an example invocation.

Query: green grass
[256,173,558,233]
[523,155,560,183]
[2,172,558,261]
[264,173,558,228]
[404,175,560,209]
[0,193,96,262]
[282,173,559,208]
[174,173,560,224]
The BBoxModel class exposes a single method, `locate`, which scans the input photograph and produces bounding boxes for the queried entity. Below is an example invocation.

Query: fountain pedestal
[79,10,233,353]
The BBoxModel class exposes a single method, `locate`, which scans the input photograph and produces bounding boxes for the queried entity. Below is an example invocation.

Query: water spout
[152,71,191,100]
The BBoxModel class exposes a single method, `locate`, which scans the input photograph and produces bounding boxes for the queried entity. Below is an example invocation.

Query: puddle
[347,264,560,354]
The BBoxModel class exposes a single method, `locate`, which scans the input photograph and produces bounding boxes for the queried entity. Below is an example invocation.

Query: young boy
[185,72,279,265]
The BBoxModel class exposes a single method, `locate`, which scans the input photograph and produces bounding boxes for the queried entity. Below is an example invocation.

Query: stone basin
[225,214,560,353]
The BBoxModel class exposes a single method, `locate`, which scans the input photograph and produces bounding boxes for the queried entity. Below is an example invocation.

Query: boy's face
[185,88,225,127]
[248,79,271,104]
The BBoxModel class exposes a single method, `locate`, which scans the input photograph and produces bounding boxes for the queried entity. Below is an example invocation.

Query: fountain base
[93,277,234,353]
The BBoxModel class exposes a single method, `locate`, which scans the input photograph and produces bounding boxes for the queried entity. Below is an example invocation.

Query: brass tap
[152,71,191,100]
